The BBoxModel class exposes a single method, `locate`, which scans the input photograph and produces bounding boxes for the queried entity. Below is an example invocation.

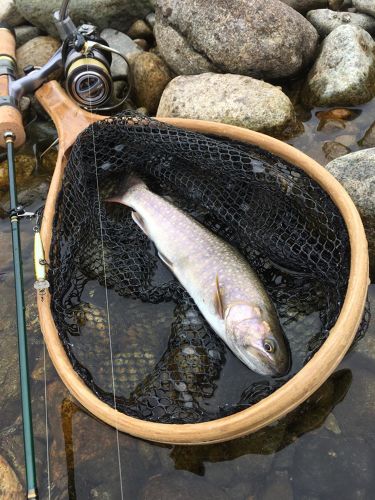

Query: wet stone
[353,0,375,17]
[16,36,60,77]
[303,25,375,107]
[16,0,154,38]
[325,149,375,281]
[307,9,375,37]
[0,0,25,26]
[157,73,300,139]
[322,141,351,162]
[154,0,318,79]
[0,454,23,499]
[359,120,375,147]
[15,24,42,47]
[127,19,154,40]
[130,51,171,114]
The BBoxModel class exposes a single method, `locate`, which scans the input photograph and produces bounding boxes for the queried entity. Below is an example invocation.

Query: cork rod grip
[0,26,26,149]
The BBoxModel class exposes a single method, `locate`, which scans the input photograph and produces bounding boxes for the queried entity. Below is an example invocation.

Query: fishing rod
[0,23,37,499]
[0,1,130,495]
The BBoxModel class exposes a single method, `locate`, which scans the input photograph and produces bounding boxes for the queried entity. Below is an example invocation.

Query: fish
[106,176,291,376]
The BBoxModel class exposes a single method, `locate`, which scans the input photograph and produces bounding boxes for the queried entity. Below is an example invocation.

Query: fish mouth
[239,345,290,377]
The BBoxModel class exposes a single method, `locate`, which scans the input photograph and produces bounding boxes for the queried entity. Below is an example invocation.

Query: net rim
[36,82,369,445]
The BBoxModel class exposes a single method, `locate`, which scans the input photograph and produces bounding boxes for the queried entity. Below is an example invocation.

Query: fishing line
[86,63,125,499]
[43,343,51,500]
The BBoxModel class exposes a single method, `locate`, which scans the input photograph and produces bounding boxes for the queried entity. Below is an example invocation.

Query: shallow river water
[0,93,374,499]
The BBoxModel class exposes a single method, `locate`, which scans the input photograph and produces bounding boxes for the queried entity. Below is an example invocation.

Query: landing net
[49,112,369,423]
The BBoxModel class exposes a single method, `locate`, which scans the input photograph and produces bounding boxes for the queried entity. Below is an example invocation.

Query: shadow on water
[0,95,374,499]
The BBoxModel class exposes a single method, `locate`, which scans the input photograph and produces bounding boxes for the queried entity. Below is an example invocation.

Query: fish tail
[106,174,147,206]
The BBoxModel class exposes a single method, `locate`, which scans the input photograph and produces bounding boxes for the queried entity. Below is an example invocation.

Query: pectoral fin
[214,273,225,320]
[131,211,148,235]
[158,251,174,270]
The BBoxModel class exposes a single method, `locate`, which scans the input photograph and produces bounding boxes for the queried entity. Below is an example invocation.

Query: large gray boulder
[307,9,375,37]
[0,0,25,26]
[15,0,154,38]
[353,0,375,17]
[303,25,375,106]
[154,0,319,79]
[325,148,375,282]
[157,73,300,138]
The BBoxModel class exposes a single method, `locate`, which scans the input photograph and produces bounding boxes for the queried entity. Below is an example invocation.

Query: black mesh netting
[49,112,370,424]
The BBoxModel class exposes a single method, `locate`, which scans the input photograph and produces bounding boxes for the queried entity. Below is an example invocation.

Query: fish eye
[264,338,276,353]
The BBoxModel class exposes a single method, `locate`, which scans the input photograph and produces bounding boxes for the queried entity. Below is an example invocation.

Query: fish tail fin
[105,174,147,206]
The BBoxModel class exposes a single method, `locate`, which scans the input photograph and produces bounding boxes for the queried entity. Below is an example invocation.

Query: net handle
[35,80,369,445]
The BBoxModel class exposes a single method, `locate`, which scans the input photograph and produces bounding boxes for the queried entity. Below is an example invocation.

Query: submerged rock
[16,36,60,76]
[322,141,351,162]
[0,0,25,26]
[16,0,155,38]
[141,471,230,500]
[261,470,293,500]
[15,25,42,47]
[353,0,375,17]
[325,148,375,282]
[303,25,375,107]
[359,120,375,148]
[157,73,300,138]
[0,454,23,499]
[154,0,319,79]
[293,435,374,499]
[130,52,171,115]
[307,9,375,37]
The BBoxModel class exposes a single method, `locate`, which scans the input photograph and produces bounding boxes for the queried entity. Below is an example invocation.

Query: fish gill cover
[48,112,369,423]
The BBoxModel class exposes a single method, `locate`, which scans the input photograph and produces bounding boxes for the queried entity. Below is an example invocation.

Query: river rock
[322,141,351,161]
[0,0,25,26]
[359,120,375,148]
[353,0,375,17]
[157,73,299,138]
[100,28,143,79]
[0,454,23,499]
[307,9,375,37]
[280,0,328,12]
[303,25,375,107]
[130,52,171,114]
[325,149,375,282]
[293,435,374,498]
[15,0,155,38]
[16,36,60,76]
[141,471,230,500]
[154,0,319,79]
[15,24,42,47]
[127,19,154,40]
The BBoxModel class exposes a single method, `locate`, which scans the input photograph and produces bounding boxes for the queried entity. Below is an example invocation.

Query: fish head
[225,304,290,377]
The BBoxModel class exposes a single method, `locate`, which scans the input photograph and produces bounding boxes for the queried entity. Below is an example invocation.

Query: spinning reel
[55,8,131,111]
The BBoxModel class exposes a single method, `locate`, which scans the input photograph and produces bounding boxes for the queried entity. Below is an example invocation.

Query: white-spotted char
[107,177,290,376]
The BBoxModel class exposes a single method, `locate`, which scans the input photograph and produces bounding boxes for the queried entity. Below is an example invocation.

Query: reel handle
[0,24,26,149]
